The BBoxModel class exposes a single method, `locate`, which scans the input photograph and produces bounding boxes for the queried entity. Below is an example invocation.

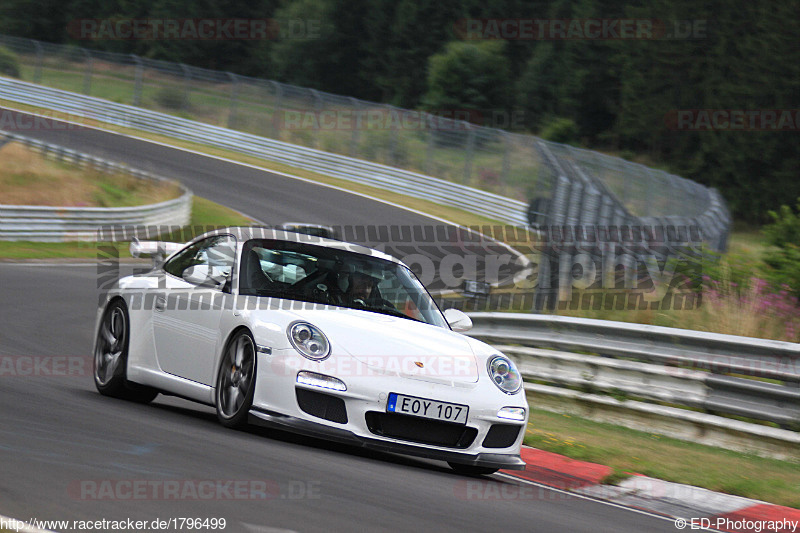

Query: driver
[346,270,395,310]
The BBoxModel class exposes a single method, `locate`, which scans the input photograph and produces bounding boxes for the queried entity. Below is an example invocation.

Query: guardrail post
[33,41,43,83]
[226,72,240,130]
[131,55,143,107]
[81,48,93,95]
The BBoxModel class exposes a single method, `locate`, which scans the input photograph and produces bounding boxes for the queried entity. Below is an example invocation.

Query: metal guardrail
[467,313,800,429]
[0,78,529,228]
[0,132,192,241]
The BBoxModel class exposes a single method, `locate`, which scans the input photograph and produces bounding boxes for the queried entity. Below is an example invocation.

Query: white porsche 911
[93,227,527,474]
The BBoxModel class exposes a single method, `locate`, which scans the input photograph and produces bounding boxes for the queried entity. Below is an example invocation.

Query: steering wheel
[313,282,342,305]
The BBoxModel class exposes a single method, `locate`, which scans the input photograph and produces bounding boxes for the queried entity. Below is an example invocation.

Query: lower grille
[365,412,477,449]
[296,388,348,424]
[482,424,521,448]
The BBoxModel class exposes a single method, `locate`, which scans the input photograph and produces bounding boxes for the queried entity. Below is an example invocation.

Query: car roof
[193,226,404,266]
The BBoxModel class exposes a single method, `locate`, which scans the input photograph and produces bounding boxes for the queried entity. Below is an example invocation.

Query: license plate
[386,393,468,424]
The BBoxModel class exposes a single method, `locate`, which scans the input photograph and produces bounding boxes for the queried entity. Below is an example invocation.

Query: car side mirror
[443,308,472,332]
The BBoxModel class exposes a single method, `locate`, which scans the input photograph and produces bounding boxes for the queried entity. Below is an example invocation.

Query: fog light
[296,371,346,391]
[497,407,526,421]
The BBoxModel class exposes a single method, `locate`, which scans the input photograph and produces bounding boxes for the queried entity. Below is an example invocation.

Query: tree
[422,40,510,122]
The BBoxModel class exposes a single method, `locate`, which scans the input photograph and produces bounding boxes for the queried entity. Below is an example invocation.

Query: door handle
[154,296,166,312]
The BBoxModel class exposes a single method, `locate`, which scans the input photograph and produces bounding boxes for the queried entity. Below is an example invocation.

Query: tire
[215,329,257,429]
[93,300,158,403]
[448,462,499,476]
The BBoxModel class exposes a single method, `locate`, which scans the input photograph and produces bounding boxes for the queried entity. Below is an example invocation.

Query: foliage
[762,199,800,296]
[539,117,579,144]
[0,46,20,78]
[422,40,510,117]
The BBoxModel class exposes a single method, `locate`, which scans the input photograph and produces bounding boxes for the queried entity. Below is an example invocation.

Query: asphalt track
[0,108,678,532]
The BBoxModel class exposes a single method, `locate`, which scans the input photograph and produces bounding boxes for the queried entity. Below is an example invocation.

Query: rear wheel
[448,462,499,476]
[215,330,257,429]
[93,300,158,403]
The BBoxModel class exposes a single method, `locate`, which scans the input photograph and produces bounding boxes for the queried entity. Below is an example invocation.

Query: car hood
[294,308,480,384]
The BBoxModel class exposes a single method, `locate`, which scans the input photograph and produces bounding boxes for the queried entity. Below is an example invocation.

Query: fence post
[180,64,191,111]
[270,80,283,139]
[463,122,475,184]
[226,72,240,130]
[387,105,399,166]
[501,131,511,188]
[310,88,323,149]
[33,41,43,83]
[349,97,361,157]
[131,55,143,107]
[424,112,436,175]
[81,48,93,95]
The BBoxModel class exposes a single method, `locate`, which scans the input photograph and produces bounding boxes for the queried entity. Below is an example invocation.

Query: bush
[540,117,579,144]
[154,87,189,110]
[0,47,21,78]
[762,198,800,296]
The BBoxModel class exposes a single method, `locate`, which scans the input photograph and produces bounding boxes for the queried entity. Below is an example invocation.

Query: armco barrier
[0,78,529,228]
[467,312,800,457]
[0,132,191,241]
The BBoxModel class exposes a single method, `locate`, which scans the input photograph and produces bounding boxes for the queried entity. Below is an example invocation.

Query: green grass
[524,406,800,508]
[0,142,181,207]
[0,196,253,260]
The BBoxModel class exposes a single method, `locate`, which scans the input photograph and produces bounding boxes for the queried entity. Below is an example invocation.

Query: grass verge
[0,142,180,207]
[524,406,800,508]
[0,196,253,260]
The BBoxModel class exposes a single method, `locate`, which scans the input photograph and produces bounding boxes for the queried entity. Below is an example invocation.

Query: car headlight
[287,321,331,360]
[487,355,522,394]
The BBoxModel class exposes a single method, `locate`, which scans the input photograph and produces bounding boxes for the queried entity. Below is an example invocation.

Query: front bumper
[248,407,526,470]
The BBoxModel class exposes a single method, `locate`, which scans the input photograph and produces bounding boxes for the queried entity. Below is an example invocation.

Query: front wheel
[93,300,158,403]
[215,330,257,429]
[448,462,499,476]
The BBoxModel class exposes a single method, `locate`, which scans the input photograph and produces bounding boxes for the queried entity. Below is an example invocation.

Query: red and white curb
[501,447,800,532]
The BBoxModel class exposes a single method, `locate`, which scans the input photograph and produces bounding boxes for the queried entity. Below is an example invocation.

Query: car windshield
[239,239,447,327]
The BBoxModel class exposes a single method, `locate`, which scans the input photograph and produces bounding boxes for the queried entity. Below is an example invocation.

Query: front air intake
[295,388,348,424]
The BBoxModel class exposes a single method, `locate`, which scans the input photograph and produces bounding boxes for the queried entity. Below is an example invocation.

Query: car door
[152,235,237,386]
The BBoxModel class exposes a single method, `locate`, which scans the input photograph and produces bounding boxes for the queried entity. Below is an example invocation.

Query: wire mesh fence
[0,33,731,251]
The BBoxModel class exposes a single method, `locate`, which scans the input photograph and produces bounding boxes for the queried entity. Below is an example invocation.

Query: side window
[164,235,237,286]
